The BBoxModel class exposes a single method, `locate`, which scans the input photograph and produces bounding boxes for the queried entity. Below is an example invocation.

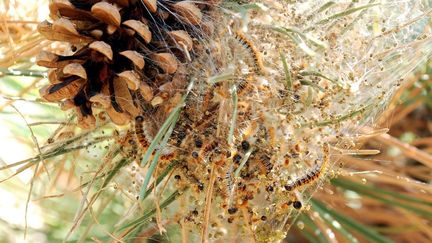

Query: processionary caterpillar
[284,144,329,191]
[134,116,150,150]
[234,31,265,74]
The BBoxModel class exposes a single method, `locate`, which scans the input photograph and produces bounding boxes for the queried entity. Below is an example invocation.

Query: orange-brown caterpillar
[237,77,255,96]
[284,144,329,191]
[201,85,215,113]
[160,152,176,162]
[200,140,219,157]
[234,31,265,74]
[134,116,149,149]
[118,130,139,159]
[258,154,273,175]
[284,165,321,191]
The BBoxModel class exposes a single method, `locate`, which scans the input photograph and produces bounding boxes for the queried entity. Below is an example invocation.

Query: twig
[200,163,217,243]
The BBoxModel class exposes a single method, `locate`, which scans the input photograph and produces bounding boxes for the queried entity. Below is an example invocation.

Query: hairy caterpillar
[160,152,177,162]
[118,130,139,159]
[258,154,273,175]
[234,31,265,74]
[134,116,150,150]
[236,77,255,96]
[284,144,329,191]
[200,140,219,158]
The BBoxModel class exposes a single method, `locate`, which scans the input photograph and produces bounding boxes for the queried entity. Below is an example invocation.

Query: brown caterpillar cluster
[126,20,333,237]
[37,0,219,129]
[36,1,345,241]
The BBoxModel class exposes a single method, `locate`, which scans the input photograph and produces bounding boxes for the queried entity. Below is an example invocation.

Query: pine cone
[37,0,217,129]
